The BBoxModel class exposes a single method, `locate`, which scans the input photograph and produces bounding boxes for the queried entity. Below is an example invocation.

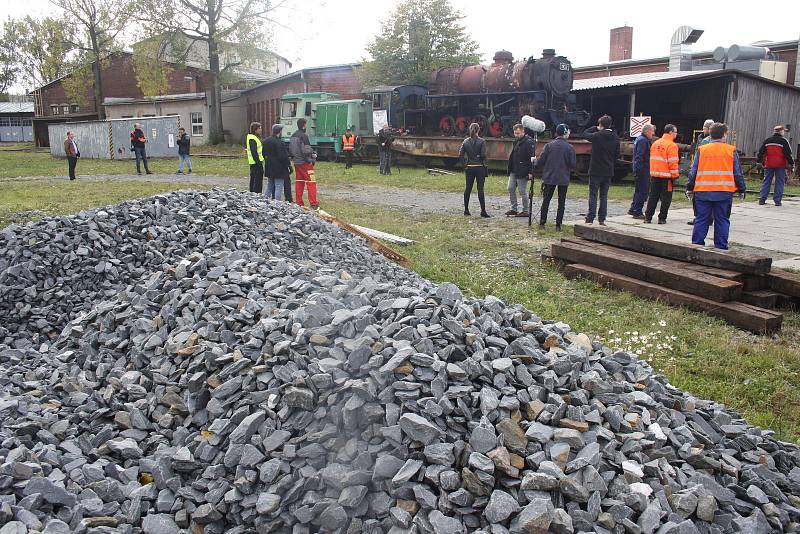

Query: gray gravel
[0,188,798,534]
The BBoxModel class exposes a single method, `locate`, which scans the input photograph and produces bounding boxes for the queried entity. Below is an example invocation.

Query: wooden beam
[766,269,800,298]
[350,225,415,246]
[573,224,772,275]
[552,240,743,302]
[563,264,782,334]
[740,290,781,309]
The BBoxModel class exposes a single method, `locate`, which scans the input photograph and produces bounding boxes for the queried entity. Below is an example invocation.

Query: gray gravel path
[13,173,629,220]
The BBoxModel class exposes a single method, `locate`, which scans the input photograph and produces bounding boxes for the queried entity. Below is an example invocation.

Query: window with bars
[71,104,80,113]
[0,118,9,126]
[191,112,203,136]
[51,105,59,115]
[61,104,69,114]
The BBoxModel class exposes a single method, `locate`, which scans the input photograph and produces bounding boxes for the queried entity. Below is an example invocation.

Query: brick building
[243,64,361,132]
[31,53,212,147]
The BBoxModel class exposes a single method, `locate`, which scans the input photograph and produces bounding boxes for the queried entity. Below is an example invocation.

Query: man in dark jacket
[378,125,394,175]
[176,127,192,174]
[506,124,536,217]
[288,118,318,208]
[629,123,654,219]
[583,115,620,224]
[130,123,152,175]
[264,124,293,201]
[757,125,795,206]
[535,124,576,229]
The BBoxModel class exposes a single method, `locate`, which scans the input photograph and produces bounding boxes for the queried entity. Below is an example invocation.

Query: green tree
[136,0,275,144]
[2,16,74,90]
[0,22,19,94]
[132,33,182,98]
[360,0,481,87]
[53,0,133,119]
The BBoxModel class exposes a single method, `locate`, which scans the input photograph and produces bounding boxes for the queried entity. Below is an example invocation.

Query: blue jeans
[760,167,786,204]
[178,154,192,172]
[587,176,611,222]
[265,177,284,200]
[629,173,649,215]
[692,197,732,249]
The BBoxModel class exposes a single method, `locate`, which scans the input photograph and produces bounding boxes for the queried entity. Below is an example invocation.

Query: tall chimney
[610,26,633,62]
[795,33,800,87]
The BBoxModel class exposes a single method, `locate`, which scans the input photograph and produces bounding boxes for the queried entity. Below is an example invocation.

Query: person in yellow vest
[644,124,680,224]
[341,126,357,170]
[246,122,264,193]
[686,122,746,250]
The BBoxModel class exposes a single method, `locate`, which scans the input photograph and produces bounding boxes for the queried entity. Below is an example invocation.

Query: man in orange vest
[341,127,356,170]
[644,124,680,224]
[687,122,746,250]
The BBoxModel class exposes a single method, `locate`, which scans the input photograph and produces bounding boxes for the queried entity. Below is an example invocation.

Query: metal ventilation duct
[669,26,704,71]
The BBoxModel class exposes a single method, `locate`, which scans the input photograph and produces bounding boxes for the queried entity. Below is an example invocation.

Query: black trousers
[344,150,353,169]
[283,175,293,202]
[249,163,264,193]
[464,167,487,214]
[67,156,77,180]
[645,178,673,222]
[541,184,568,225]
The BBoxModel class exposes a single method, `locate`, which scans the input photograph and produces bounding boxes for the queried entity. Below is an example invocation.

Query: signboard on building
[373,110,388,134]
[630,116,652,138]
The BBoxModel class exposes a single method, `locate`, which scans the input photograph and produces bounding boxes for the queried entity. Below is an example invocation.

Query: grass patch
[0,179,213,227]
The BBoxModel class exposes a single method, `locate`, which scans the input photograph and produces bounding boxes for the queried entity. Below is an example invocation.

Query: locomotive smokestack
[541,49,556,59]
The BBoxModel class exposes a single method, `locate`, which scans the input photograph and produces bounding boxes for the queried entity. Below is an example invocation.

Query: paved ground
[599,198,800,268]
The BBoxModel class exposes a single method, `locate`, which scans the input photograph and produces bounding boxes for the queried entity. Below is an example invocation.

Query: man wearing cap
[263,124,292,201]
[341,127,357,171]
[534,123,576,229]
[687,122,746,250]
[687,119,715,225]
[757,125,794,206]
[506,123,536,217]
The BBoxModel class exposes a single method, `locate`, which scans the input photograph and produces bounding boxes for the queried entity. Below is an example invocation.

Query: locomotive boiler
[424,50,589,137]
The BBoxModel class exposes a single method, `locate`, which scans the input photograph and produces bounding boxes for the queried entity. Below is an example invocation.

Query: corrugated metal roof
[0,102,34,114]
[572,70,720,91]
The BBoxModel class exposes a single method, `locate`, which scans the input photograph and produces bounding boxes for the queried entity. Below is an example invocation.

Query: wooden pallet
[563,264,783,334]
[573,224,772,275]
[553,238,743,302]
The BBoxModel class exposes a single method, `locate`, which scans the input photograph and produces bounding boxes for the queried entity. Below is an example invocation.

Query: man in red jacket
[757,125,794,206]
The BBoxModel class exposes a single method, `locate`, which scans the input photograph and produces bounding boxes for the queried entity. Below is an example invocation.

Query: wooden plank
[563,264,782,334]
[573,224,772,275]
[350,225,415,245]
[766,269,800,298]
[552,240,743,302]
[314,209,410,267]
[743,275,767,291]
[740,290,780,309]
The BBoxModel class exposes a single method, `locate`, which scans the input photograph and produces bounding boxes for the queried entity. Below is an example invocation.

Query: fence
[48,116,181,159]
[0,117,33,142]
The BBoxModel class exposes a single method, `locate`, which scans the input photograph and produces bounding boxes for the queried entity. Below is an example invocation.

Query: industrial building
[572,27,800,157]
[0,100,34,143]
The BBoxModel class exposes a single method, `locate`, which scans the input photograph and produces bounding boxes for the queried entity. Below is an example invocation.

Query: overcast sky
[3,0,799,79]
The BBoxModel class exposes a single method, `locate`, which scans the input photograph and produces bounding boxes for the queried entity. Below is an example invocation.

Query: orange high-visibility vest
[694,142,736,192]
[342,134,355,151]
[650,134,680,179]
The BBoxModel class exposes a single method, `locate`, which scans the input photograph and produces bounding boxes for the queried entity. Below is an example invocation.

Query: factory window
[61,104,69,114]
[71,104,80,113]
[282,101,297,118]
[8,117,21,126]
[50,105,59,115]
[191,111,203,136]
[0,117,8,126]
[304,102,312,116]
[22,118,32,126]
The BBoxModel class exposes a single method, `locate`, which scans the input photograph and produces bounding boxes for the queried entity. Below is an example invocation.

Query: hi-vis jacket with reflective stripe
[691,141,737,192]
[649,134,679,179]
[342,134,355,151]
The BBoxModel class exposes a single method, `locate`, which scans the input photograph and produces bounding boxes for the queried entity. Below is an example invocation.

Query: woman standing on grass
[459,122,490,217]
[246,122,264,193]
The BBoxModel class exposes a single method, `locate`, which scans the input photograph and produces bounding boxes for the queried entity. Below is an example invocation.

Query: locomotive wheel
[455,116,469,136]
[488,120,503,138]
[438,116,456,136]
[472,115,488,135]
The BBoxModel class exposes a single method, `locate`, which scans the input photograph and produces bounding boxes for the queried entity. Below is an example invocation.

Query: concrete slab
[568,198,800,261]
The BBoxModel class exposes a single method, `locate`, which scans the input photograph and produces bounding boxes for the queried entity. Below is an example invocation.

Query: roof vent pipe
[669,26,704,71]
[713,47,728,62]
[727,44,770,62]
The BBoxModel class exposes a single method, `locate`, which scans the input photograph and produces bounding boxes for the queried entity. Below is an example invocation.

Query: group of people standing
[246,118,318,209]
